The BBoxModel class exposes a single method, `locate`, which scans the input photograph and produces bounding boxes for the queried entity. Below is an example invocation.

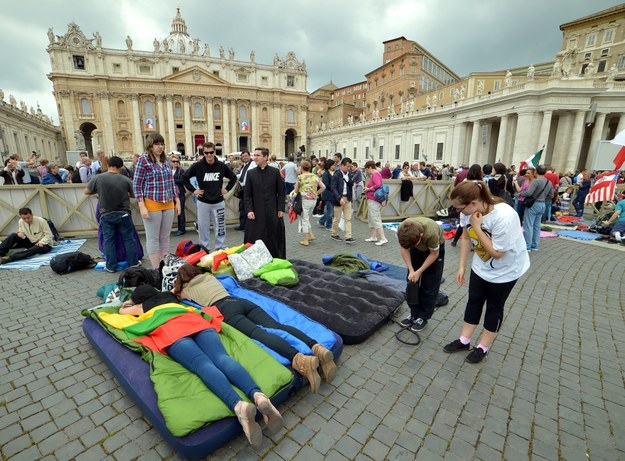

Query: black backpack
[45,218,61,242]
[50,251,96,274]
[71,169,82,183]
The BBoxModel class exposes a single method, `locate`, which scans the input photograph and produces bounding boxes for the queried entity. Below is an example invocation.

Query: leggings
[166,329,260,410]
[215,297,317,361]
[142,208,174,254]
[407,245,445,321]
[464,270,517,332]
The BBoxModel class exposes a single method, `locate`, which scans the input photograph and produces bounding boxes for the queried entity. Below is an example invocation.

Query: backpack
[159,254,187,291]
[71,169,82,183]
[50,251,96,274]
[373,184,390,204]
[45,218,60,242]
[175,239,194,257]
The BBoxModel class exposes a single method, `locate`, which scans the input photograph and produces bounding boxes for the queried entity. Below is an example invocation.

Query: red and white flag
[610,129,625,170]
[585,171,618,204]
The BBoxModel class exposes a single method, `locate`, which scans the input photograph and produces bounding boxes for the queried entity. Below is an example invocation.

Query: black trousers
[177,192,186,232]
[407,244,445,321]
[0,233,51,261]
[464,270,517,332]
[215,297,317,361]
[238,197,247,228]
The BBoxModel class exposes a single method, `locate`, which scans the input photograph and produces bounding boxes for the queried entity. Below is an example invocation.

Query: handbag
[292,192,303,215]
[523,181,549,208]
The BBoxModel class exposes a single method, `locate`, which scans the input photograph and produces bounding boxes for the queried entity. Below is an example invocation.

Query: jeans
[215,297,316,360]
[319,200,334,229]
[100,211,138,270]
[515,199,526,225]
[197,200,226,250]
[407,244,445,321]
[0,233,51,261]
[284,182,295,196]
[166,329,260,411]
[522,201,546,250]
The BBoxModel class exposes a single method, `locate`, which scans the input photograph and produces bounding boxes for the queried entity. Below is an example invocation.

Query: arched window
[287,108,295,123]
[143,100,154,115]
[239,105,247,119]
[261,107,269,121]
[174,102,183,119]
[80,98,92,115]
[193,102,203,118]
[213,104,221,119]
[117,100,126,116]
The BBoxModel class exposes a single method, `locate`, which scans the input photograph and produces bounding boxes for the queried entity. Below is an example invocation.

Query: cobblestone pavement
[1,216,625,461]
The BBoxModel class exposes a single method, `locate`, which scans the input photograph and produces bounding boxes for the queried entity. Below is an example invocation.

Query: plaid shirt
[133,154,178,203]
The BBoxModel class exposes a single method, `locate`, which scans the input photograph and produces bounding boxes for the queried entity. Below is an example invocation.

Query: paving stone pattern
[1,217,624,460]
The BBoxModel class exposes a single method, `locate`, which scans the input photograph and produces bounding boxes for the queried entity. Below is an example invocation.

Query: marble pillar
[205,97,214,142]
[222,98,230,154]
[512,112,535,165]
[183,96,192,156]
[537,110,553,150]
[273,103,282,156]
[495,115,509,166]
[166,96,176,152]
[230,100,237,151]
[98,92,115,154]
[156,95,166,144]
[585,112,606,169]
[299,105,307,151]
[130,94,143,153]
[251,101,259,149]
[468,120,480,165]
[564,110,587,173]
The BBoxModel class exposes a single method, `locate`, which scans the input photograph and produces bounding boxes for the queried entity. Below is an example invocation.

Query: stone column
[273,102,282,156]
[58,91,76,150]
[166,95,176,151]
[97,91,115,154]
[299,104,308,151]
[537,110,553,150]
[251,101,259,149]
[205,97,214,142]
[564,110,587,173]
[156,95,166,144]
[468,120,480,164]
[495,115,509,165]
[585,112,606,169]
[230,100,238,151]
[222,98,231,154]
[130,93,143,153]
[512,111,535,165]
[183,96,192,156]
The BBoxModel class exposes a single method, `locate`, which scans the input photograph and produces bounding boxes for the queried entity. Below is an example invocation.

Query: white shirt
[283,162,298,183]
[459,203,530,283]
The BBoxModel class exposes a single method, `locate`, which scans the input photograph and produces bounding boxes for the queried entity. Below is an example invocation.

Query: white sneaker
[375,239,388,246]
[614,231,622,243]
[364,237,378,242]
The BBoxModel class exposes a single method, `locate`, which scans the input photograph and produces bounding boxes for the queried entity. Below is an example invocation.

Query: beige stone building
[0,93,64,165]
[47,8,309,159]
[310,4,625,173]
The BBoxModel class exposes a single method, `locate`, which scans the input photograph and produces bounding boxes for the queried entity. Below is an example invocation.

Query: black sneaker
[345,238,355,244]
[410,318,427,332]
[465,347,487,363]
[331,235,342,241]
[400,315,415,327]
[443,339,470,353]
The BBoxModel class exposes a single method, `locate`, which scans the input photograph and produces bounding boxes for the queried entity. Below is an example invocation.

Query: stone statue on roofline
[94,31,102,48]
[606,63,618,82]
[47,28,55,44]
[153,38,160,52]
[527,64,535,79]
[203,43,210,57]
[125,35,133,50]
[504,70,513,87]
[219,46,225,59]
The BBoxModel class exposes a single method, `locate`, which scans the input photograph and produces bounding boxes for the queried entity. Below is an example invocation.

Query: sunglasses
[171,160,180,163]
[203,151,215,155]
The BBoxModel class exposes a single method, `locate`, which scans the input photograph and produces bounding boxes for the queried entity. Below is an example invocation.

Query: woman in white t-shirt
[444,180,530,363]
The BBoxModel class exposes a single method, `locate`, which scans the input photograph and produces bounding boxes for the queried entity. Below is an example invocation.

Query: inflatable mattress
[82,289,343,459]
[237,259,405,344]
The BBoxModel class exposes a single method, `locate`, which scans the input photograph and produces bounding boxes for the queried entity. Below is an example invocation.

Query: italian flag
[518,146,544,175]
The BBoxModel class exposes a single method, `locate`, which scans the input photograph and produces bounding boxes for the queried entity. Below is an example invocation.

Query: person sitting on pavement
[173,264,336,393]
[0,207,55,264]
[603,191,625,243]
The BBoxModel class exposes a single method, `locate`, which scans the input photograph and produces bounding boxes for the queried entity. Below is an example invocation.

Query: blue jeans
[522,201,546,250]
[284,182,295,196]
[166,329,260,410]
[319,200,334,229]
[101,211,138,270]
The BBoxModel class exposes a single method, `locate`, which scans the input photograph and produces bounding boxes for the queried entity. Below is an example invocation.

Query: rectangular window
[601,48,609,57]
[261,76,268,85]
[72,55,85,70]
[598,60,607,73]
[618,55,625,69]
[584,52,592,60]
[213,70,219,77]
[604,29,614,44]
[139,64,151,74]
[568,38,578,49]
[353,147,357,158]
[395,145,400,160]
[237,73,248,82]
[113,63,121,72]
[172,67,179,73]
[586,33,596,48]
[379,145,384,160]
[494,80,501,91]
[436,143,444,161]
[176,124,183,129]
[365,146,370,158]
[343,148,346,156]
[287,75,295,87]
[413,144,420,160]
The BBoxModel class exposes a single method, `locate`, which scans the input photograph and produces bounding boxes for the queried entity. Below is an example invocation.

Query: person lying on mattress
[118,284,282,447]
[173,264,336,393]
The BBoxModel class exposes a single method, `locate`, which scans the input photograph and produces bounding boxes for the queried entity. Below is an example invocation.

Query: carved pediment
[234,66,252,75]
[162,66,229,85]
[57,22,95,51]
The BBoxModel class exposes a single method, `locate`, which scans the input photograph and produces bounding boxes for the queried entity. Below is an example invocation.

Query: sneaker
[465,347,488,364]
[325,227,332,232]
[375,239,388,246]
[105,267,117,273]
[345,238,355,244]
[443,339,471,353]
[400,315,416,327]
[614,232,622,243]
[130,260,142,268]
[364,237,378,242]
[331,234,342,241]
[0,256,10,265]
[410,318,427,332]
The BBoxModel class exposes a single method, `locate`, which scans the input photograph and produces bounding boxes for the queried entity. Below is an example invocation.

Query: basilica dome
[157,8,199,55]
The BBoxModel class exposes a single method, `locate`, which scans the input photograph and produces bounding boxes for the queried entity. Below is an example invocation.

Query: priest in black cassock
[243,147,286,258]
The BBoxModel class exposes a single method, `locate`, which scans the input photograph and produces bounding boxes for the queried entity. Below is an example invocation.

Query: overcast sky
[0,0,620,123]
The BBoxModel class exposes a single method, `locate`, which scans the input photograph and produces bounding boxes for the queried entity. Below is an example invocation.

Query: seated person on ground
[0,207,55,264]
[173,264,337,393]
